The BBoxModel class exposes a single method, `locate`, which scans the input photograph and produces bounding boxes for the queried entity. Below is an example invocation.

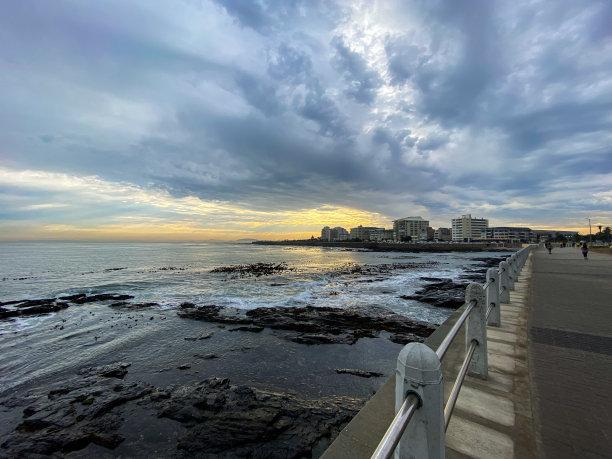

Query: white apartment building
[331,227,349,241]
[321,226,332,241]
[321,226,349,241]
[481,227,535,242]
[350,226,384,241]
[393,217,429,242]
[451,214,489,242]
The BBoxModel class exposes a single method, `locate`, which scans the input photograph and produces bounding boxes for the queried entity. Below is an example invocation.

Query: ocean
[0,242,511,457]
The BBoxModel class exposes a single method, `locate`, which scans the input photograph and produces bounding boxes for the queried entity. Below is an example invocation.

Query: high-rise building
[393,217,429,242]
[451,214,489,242]
[321,226,349,241]
[481,227,535,242]
[434,227,452,241]
[350,225,384,241]
[330,227,349,241]
[321,226,331,241]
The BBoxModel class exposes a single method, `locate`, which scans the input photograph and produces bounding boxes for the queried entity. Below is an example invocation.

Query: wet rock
[70,294,134,304]
[178,304,252,325]
[0,307,18,319]
[109,301,159,309]
[177,364,191,370]
[211,262,295,277]
[399,279,468,309]
[184,332,214,341]
[157,377,359,458]
[77,362,131,379]
[335,369,384,378]
[0,362,151,457]
[228,326,264,333]
[179,304,435,346]
[292,334,343,345]
[0,299,71,318]
[0,369,360,458]
[194,353,219,360]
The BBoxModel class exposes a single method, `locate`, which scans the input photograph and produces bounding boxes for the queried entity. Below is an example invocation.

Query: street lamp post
[587,218,592,243]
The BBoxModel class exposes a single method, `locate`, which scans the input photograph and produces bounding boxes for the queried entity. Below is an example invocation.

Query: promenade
[324,246,612,458]
[529,246,612,457]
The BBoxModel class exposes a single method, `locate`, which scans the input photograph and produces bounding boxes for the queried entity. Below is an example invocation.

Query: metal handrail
[370,246,532,458]
[482,278,493,291]
[486,302,494,321]
[444,339,478,429]
[371,394,420,459]
[436,299,476,360]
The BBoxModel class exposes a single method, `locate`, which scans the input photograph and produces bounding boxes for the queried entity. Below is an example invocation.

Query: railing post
[465,283,487,379]
[505,256,515,290]
[486,268,500,327]
[499,261,510,304]
[395,343,444,459]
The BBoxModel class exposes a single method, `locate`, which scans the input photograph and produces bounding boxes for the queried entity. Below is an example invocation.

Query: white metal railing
[372,245,533,459]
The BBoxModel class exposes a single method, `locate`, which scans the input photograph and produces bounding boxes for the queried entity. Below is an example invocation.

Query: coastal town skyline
[1,1,611,241]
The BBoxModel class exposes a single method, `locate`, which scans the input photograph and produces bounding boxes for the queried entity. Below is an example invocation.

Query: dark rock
[211,262,294,277]
[0,369,360,458]
[335,369,384,378]
[0,307,18,319]
[0,362,151,457]
[184,332,214,341]
[109,301,159,309]
[178,304,435,346]
[177,365,191,370]
[71,294,134,304]
[292,334,342,345]
[156,377,359,458]
[77,362,131,379]
[193,353,219,360]
[228,326,264,333]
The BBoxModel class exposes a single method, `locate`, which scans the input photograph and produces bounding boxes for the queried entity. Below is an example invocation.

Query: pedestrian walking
[545,241,552,254]
[581,242,588,260]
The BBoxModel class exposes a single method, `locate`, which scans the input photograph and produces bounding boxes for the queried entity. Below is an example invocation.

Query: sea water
[0,242,509,401]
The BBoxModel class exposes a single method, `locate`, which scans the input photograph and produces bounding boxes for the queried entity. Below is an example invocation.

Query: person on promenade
[545,241,552,254]
[581,242,588,260]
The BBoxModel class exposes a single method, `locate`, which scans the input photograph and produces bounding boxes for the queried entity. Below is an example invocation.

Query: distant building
[321,226,331,241]
[434,227,452,242]
[481,227,535,242]
[393,217,429,242]
[452,214,489,242]
[331,227,349,241]
[321,226,349,241]
[419,227,435,241]
[350,225,384,241]
[369,228,395,241]
[533,230,578,241]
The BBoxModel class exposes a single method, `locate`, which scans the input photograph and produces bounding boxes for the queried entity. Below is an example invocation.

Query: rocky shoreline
[0,255,509,457]
[0,363,359,458]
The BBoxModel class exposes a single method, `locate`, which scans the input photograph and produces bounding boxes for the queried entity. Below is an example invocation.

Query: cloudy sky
[1,0,611,241]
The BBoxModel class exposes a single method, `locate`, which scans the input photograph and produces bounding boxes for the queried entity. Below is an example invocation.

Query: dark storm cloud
[266,43,350,138]
[385,40,422,85]
[416,133,449,152]
[331,36,383,104]
[1,0,611,232]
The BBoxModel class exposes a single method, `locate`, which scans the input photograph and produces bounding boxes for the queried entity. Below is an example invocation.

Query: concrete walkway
[323,248,612,458]
[528,247,612,458]
[323,254,538,458]
[444,252,536,458]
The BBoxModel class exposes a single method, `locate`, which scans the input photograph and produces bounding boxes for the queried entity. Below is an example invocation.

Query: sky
[1,0,611,241]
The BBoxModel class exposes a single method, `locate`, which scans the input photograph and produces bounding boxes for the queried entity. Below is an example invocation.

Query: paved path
[323,247,611,458]
[528,247,612,458]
